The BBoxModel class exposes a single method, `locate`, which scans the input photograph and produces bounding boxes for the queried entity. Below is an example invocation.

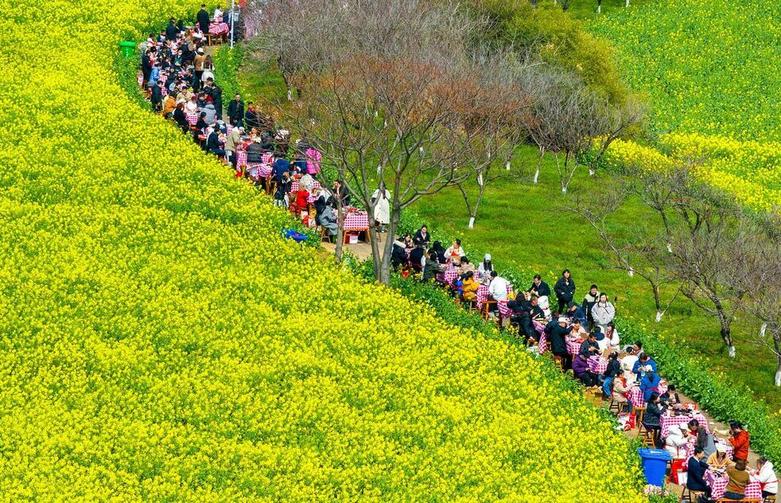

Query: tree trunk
[774,330,781,387]
[468,173,487,229]
[652,284,664,322]
[377,207,401,284]
[534,146,544,184]
[715,300,736,357]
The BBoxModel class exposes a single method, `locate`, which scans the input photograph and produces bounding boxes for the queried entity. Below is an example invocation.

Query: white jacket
[489,277,510,301]
[592,302,616,327]
[757,461,778,495]
[665,430,688,459]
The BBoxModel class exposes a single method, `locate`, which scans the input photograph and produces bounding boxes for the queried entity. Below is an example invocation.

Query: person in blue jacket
[640,370,662,402]
[632,352,657,379]
[272,155,291,182]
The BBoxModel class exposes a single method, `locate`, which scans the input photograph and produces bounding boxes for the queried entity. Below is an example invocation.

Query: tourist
[224,126,242,169]
[579,332,599,358]
[611,374,629,410]
[708,444,734,470]
[332,180,350,207]
[728,421,750,462]
[173,103,189,133]
[274,171,291,207]
[686,448,711,497]
[319,203,338,238]
[244,102,260,130]
[659,384,680,407]
[640,370,661,403]
[445,239,465,265]
[591,293,616,333]
[601,351,622,398]
[755,457,778,499]
[724,459,750,500]
[488,271,511,302]
[227,94,245,127]
[409,244,425,273]
[193,47,206,91]
[413,225,430,248]
[529,274,551,298]
[371,183,390,232]
[461,271,479,303]
[620,346,638,384]
[548,316,573,370]
[205,127,225,158]
[632,352,657,379]
[665,424,689,458]
[554,269,576,313]
[572,353,596,387]
[643,392,665,448]
[201,100,217,124]
[422,250,444,282]
[197,3,210,34]
[595,329,610,352]
[478,254,493,283]
[165,17,178,41]
[582,284,600,328]
[689,419,716,458]
[206,78,223,120]
[604,321,620,349]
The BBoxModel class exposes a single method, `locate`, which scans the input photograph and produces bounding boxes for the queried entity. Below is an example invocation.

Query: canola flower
[0,0,645,500]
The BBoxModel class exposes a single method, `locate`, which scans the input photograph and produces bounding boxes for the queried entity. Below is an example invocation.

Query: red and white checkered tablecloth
[628,381,670,408]
[538,332,548,353]
[476,285,489,309]
[186,112,198,126]
[246,163,272,179]
[443,265,459,285]
[343,210,369,231]
[704,470,762,500]
[209,22,230,36]
[290,180,321,193]
[588,355,608,374]
[567,337,584,356]
[660,413,708,438]
[236,150,247,166]
[497,300,511,318]
[684,438,732,460]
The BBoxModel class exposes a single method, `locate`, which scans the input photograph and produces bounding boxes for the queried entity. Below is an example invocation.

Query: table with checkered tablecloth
[343,209,369,231]
[566,337,584,356]
[209,21,230,36]
[627,381,670,408]
[186,112,199,126]
[538,331,548,353]
[476,285,490,309]
[660,412,708,438]
[290,180,321,194]
[588,355,608,374]
[474,284,512,316]
[704,470,762,500]
[684,438,732,460]
[443,265,459,285]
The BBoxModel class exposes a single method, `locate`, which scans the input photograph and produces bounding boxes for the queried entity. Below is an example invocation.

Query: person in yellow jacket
[462,271,479,303]
[161,94,176,117]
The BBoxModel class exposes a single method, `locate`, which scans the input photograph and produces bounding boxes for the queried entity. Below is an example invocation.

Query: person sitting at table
[582,284,600,329]
[273,155,291,182]
[728,421,750,463]
[458,257,476,276]
[708,443,734,470]
[665,424,689,459]
[185,94,199,114]
[332,180,351,207]
[687,448,712,498]
[632,352,657,380]
[205,127,225,158]
[572,353,596,386]
[548,316,573,370]
[429,241,447,264]
[601,351,622,398]
[612,373,630,411]
[724,459,750,500]
[488,271,511,303]
[409,244,425,273]
[620,346,639,384]
[201,100,217,125]
[508,293,535,343]
[529,274,551,298]
[643,392,665,448]
[413,225,431,248]
[445,239,465,265]
[659,384,680,408]
[422,250,444,283]
[478,254,493,284]
[688,419,717,458]
[579,332,600,359]
[755,457,778,500]
[461,271,479,304]
[289,186,310,217]
[640,370,661,403]
[391,240,409,270]
[569,319,588,338]
[319,203,338,238]
[594,328,610,352]
[604,321,620,350]
[173,103,189,132]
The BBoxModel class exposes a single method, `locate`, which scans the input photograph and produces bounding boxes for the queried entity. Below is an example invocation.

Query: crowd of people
[139,8,776,500]
[394,230,776,501]
[139,7,366,239]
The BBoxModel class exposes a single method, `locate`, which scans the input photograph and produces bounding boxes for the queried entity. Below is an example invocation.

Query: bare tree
[584,96,646,176]
[571,186,681,322]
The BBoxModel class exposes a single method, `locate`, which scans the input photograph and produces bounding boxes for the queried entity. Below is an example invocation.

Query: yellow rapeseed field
[0,0,644,499]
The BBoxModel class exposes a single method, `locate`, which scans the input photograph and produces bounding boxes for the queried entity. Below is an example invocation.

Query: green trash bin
[119,40,136,57]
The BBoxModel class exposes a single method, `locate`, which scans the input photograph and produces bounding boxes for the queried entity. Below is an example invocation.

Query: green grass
[412,146,781,412]
[233,28,781,414]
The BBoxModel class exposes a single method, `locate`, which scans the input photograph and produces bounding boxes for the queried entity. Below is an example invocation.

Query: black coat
[206,132,221,152]
[548,324,572,356]
[529,280,551,298]
[211,85,223,116]
[197,8,210,33]
[246,143,264,163]
[604,358,621,378]
[244,109,260,130]
[228,100,245,121]
[413,230,431,247]
[165,22,178,41]
[149,84,162,106]
[554,277,576,303]
[643,402,664,427]
[686,457,709,492]
[173,108,189,131]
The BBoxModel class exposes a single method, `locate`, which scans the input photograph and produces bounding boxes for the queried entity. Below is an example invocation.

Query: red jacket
[730,430,750,461]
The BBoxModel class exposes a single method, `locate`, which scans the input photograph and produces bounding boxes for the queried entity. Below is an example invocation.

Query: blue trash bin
[638,448,671,486]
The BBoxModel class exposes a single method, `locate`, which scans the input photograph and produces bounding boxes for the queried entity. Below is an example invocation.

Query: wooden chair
[680,487,703,503]
[608,397,623,414]
[634,406,646,430]
[764,496,777,503]
[481,300,496,320]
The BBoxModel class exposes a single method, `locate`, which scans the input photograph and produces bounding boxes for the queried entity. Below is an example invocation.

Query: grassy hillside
[0,0,644,499]
[412,146,781,411]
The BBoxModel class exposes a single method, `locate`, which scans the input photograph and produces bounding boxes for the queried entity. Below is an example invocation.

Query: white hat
[716,444,728,453]
[484,253,491,261]
[197,47,204,54]
[557,316,567,324]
